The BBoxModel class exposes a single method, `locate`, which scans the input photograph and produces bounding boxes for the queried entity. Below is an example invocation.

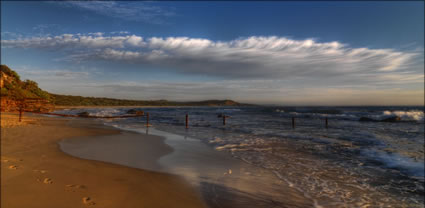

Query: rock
[127,109,144,115]
[127,109,136,114]
[381,116,401,122]
[359,116,402,122]
[77,112,90,117]
[359,117,376,122]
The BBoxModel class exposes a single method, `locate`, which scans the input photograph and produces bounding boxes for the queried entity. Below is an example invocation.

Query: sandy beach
[54,105,205,110]
[1,112,314,208]
[1,113,207,208]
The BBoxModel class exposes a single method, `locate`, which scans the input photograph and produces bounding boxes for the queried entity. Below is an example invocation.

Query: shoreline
[60,121,316,208]
[1,112,207,208]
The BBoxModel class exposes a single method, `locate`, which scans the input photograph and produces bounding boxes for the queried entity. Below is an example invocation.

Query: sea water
[55,106,424,207]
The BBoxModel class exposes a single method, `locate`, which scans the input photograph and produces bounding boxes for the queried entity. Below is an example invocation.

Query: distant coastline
[1,65,252,112]
[50,93,250,107]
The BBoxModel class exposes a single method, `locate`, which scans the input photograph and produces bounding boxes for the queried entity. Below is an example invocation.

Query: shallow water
[56,106,425,207]
[61,127,316,207]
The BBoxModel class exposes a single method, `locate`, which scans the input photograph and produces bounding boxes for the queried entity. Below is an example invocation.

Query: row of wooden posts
[145,113,329,129]
[17,109,329,129]
[144,113,231,128]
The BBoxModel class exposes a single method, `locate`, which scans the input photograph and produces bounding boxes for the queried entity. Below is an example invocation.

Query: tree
[1,65,21,81]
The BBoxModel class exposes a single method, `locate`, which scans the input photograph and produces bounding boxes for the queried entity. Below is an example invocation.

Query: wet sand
[60,126,315,208]
[1,113,207,208]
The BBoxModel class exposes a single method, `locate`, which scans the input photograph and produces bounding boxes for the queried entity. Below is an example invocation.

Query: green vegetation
[1,65,246,107]
[51,93,243,106]
[1,65,20,81]
[1,65,52,101]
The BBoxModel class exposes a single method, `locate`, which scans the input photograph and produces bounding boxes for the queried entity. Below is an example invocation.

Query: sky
[1,1,424,105]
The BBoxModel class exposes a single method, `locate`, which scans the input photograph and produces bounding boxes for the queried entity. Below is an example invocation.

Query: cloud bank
[27,78,425,106]
[2,33,422,85]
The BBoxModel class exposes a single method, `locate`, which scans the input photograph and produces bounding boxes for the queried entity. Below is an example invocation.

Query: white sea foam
[382,110,424,121]
[89,108,123,117]
[362,149,425,177]
[215,143,250,151]
[54,108,126,117]
[209,137,224,144]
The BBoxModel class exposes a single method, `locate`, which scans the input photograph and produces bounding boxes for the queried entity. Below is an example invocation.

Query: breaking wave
[382,110,424,121]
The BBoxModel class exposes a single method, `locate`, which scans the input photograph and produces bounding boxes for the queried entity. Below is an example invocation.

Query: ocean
[55,106,424,207]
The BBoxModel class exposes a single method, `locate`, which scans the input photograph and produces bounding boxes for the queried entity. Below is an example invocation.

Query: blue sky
[1,1,424,105]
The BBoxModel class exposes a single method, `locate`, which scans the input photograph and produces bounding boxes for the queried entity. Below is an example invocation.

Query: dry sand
[1,112,207,208]
[54,105,189,110]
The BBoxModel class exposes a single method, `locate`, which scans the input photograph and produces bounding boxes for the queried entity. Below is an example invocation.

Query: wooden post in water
[19,106,23,122]
[292,117,295,129]
[325,117,328,128]
[18,99,24,122]
[146,112,150,127]
[185,114,189,129]
[223,115,226,126]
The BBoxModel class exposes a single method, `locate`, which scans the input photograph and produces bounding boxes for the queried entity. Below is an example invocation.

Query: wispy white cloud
[1,31,23,39]
[110,31,130,35]
[14,67,92,81]
[32,24,62,35]
[56,1,174,24]
[2,34,145,50]
[2,33,423,86]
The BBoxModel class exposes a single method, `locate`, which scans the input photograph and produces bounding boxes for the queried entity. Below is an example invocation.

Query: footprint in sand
[43,178,53,184]
[8,165,18,170]
[65,184,87,192]
[82,197,96,206]
[33,169,48,174]
[2,157,24,163]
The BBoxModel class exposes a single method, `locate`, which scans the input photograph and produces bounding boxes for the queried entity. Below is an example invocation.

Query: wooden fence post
[146,112,150,127]
[325,117,328,128]
[19,106,23,122]
[185,114,189,129]
[18,99,25,122]
[223,115,226,126]
[292,117,295,129]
